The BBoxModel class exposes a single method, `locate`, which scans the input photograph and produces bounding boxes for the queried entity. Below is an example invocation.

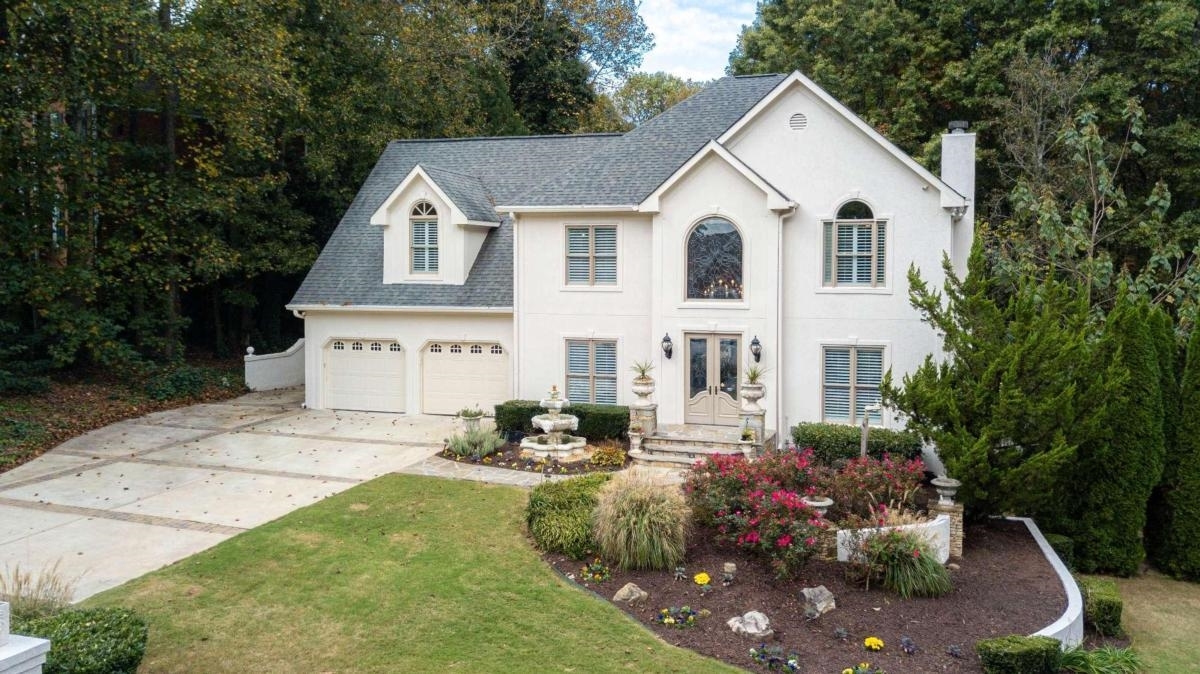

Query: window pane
[566,376,591,403]
[686,217,743,300]
[566,257,591,284]
[824,348,851,385]
[593,227,617,255]
[856,349,884,385]
[836,257,857,284]
[594,378,617,404]
[824,386,851,423]
[426,222,438,245]
[566,227,590,255]
[566,341,590,375]
[428,251,438,272]
[837,200,873,219]
[593,256,617,284]
[855,255,872,283]
[593,341,617,376]
[412,248,426,271]
[718,338,738,397]
[412,224,426,246]
[854,226,872,253]
[689,337,707,398]
[836,224,856,253]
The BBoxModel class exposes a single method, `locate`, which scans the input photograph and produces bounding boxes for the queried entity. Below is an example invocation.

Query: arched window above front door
[686,217,743,300]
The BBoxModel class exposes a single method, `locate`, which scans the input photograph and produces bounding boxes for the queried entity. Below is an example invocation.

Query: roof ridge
[419,164,485,181]
[388,132,623,146]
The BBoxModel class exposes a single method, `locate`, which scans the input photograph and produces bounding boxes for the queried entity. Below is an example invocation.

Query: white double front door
[684,333,741,426]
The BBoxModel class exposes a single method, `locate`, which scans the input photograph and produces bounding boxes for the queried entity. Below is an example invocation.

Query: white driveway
[0,389,457,600]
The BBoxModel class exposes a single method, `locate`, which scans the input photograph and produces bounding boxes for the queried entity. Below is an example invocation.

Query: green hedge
[791,422,923,464]
[1078,576,1123,637]
[976,635,1062,674]
[1044,533,1075,569]
[526,473,611,559]
[494,400,629,440]
[15,607,148,674]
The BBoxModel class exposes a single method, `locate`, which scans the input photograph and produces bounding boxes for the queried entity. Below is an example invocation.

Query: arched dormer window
[686,217,743,300]
[410,201,438,274]
[823,200,886,287]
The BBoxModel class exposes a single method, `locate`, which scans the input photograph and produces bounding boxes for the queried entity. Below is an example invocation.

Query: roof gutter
[286,304,513,315]
[492,204,639,214]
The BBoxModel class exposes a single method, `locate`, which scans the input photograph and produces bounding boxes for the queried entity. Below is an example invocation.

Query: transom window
[687,217,743,300]
[823,200,886,287]
[565,225,617,285]
[823,345,884,424]
[410,201,439,274]
[566,339,617,404]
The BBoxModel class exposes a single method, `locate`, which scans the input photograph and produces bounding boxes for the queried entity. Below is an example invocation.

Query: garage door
[422,342,510,414]
[324,340,406,412]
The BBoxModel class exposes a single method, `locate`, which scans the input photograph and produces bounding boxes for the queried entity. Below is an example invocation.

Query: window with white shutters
[822,345,884,424]
[823,200,886,288]
[565,339,617,404]
[565,225,617,285]
[410,201,439,273]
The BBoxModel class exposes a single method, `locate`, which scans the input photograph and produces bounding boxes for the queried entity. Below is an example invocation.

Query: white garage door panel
[423,343,509,415]
[325,341,405,413]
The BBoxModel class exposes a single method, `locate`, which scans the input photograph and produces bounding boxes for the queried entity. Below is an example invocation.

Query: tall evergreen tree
[1073,295,1166,575]
[1145,308,1181,565]
[1152,324,1200,579]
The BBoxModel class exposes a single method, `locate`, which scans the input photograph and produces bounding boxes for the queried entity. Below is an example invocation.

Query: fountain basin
[531,413,578,435]
[520,433,588,459]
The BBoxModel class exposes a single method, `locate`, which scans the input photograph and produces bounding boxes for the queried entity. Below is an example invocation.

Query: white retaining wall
[836,514,951,564]
[1011,517,1085,648]
[244,339,305,391]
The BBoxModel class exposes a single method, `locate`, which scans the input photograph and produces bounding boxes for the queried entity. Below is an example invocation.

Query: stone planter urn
[631,375,656,408]
[931,476,962,505]
[740,382,765,413]
[802,496,833,518]
[462,415,482,433]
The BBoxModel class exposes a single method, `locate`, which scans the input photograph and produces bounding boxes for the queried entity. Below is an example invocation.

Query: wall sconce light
[749,336,762,362]
[661,333,673,359]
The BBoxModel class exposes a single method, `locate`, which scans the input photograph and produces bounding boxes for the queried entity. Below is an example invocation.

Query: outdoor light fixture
[749,336,762,362]
[661,333,673,359]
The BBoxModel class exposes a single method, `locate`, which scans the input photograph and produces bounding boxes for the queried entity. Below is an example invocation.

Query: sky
[637,0,759,82]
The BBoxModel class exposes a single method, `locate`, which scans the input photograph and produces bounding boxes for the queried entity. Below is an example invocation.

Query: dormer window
[410,201,439,274]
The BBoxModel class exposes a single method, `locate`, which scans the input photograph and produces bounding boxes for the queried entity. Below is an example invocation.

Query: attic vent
[788,112,808,131]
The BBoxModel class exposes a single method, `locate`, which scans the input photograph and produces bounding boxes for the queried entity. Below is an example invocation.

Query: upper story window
[410,201,439,274]
[565,225,617,285]
[686,217,743,300]
[824,200,886,287]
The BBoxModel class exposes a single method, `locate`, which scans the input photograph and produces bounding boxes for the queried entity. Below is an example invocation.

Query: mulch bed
[438,441,630,475]
[548,519,1065,673]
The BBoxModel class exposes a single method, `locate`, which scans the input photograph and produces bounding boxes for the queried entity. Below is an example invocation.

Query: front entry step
[630,424,777,469]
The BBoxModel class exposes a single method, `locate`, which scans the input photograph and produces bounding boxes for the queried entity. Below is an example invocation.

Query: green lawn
[1117,572,1200,672]
[87,474,738,673]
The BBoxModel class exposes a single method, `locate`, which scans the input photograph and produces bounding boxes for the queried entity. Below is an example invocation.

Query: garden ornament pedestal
[0,602,50,674]
[739,384,766,456]
[931,476,962,505]
[802,496,833,518]
[519,386,587,459]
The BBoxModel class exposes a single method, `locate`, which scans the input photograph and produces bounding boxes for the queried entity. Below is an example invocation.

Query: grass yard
[86,474,737,673]
[1117,572,1200,672]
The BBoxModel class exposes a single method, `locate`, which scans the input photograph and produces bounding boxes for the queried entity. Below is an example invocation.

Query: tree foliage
[1149,325,1200,580]
[612,72,704,126]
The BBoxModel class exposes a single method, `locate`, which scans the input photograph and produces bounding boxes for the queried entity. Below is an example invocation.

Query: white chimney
[941,121,976,276]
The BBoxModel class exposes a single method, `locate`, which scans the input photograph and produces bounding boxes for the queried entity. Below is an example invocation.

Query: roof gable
[639,141,793,213]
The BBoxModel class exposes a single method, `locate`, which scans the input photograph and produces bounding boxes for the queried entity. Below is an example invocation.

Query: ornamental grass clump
[854,529,952,599]
[593,470,689,570]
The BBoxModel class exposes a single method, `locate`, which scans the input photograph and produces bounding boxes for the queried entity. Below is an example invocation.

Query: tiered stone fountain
[520,386,588,459]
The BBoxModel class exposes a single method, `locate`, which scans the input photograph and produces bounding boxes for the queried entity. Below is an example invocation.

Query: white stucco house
[287,71,975,442]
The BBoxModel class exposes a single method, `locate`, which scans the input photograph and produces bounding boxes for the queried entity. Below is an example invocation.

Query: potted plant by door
[630,360,656,406]
[458,406,484,433]
[741,365,766,412]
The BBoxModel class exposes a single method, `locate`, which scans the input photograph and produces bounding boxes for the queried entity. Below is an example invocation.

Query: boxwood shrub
[1044,533,1075,569]
[494,399,628,440]
[1078,576,1123,637]
[791,422,922,464]
[15,607,148,674]
[976,635,1062,674]
[526,473,612,559]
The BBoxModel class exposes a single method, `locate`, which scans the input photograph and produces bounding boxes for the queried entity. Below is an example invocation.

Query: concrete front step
[628,450,709,468]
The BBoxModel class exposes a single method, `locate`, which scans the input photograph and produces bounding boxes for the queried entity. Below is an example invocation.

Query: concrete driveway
[0,389,457,600]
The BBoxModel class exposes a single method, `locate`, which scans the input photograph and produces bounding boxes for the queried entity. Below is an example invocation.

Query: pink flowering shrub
[685,449,825,577]
[812,454,925,521]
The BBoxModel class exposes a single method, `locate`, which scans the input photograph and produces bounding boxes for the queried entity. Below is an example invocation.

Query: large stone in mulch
[727,611,773,638]
[801,585,836,617]
[612,582,648,604]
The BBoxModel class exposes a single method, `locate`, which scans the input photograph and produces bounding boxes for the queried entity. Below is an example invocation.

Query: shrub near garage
[15,607,148,674]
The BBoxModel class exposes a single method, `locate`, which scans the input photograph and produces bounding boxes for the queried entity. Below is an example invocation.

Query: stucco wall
[302,309,513,412]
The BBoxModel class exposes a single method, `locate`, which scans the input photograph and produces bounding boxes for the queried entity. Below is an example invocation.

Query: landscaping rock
[801,585,836,617]
[612,582,648,604]
[947,562,961,571]
[727,611,773,638]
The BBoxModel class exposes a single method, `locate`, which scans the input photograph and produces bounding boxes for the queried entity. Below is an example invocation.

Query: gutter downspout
[510,212,520,401]
[777,203,798,440]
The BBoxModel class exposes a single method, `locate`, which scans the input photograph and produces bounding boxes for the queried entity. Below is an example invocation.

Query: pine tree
[1073,295,1166,575]
[1152,326,1200,579]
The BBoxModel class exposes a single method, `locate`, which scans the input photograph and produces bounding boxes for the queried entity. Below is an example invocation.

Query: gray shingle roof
[289,74,788,309]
